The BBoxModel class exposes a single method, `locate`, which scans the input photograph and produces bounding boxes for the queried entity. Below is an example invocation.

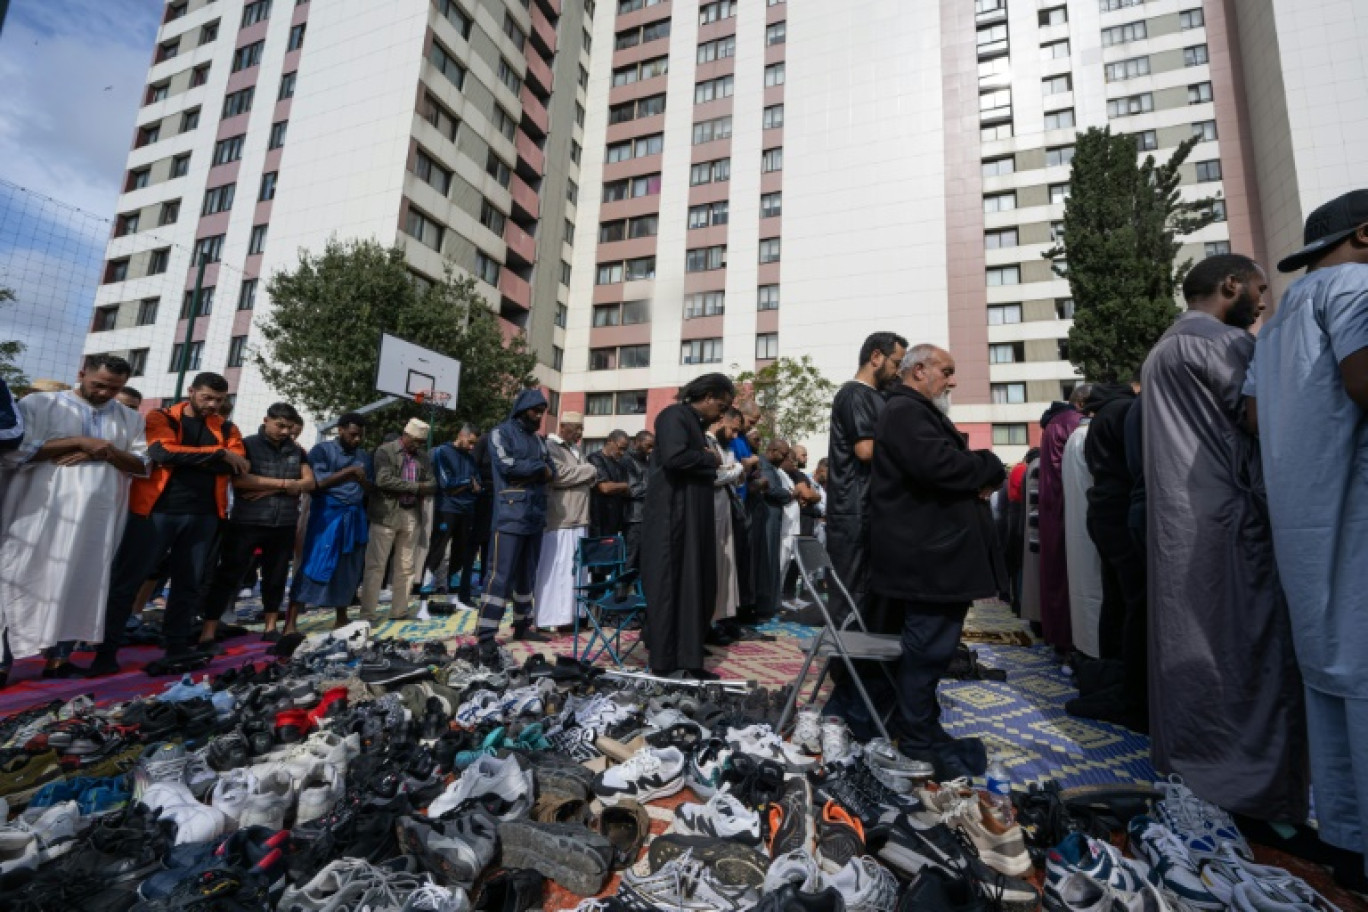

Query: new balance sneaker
[767,777,815,857]
[765,848,822,894]
[1048,871,1168,912]
[1154,775,1252,862]
[620,853,759,911]
[428,754,533,820]
[674,786,761,844]
[791,710,824,756]
[1128,815,1223,910]
[862,738,935,793]
[593,746,686,805]
[497,819,613,896]
[817,800,866,874]
[686,738,732,799]
[1198,842,1335,910]
[726,724,816,773]
[823,856,900,912]
[1046,832,1149,899]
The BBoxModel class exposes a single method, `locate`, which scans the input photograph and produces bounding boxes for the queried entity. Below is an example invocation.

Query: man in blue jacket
[476,388,554,660]
[421,423,481,611]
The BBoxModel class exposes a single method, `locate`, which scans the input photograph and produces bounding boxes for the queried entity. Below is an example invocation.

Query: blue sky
[0,0,162,381]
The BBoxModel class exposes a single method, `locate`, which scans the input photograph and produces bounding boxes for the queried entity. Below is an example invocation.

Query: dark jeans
[476,530,542,644]
[1087,513,1148,718]
[100,512,220,657]
[471,495,493,583]
[624,522,642,575]
[425,510,476,604]
[202,523,296,620]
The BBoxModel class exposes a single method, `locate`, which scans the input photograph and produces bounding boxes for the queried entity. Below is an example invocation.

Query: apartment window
[578,65,589,89]
[989,342,1022,364]
[1043,74,1072,95]
[583,28,592,52]
[988,303,1022,325]
[565,218,576,245]
[486,151,511,188]
[125,348,148,377]
[146,81,170,105]
[986,266,1020,286]
[193,235,224,265]
[241,0,271,27]
[698,1,737,26]
[93,306,118,332]
[278,72,297,100]
[761,147,783,172]
[227,336,248,369]
[1135,129,1158,151]
[128,168,150,191]
[1205,241,1231,257]
[616,391,648,416]
[159,200,180,226]
[576,103,586,127]
[502,13,526,51]
[560,261,572,286]
[619,345,651,368]
[238,279,258,311]
[145,248,169,276]
[1180,8,1205,29]
[1194,160,1222,182]
[116,212,140,236]
[681,339,723,365]
[598,220,626,243]
[1184,45,1209,67]
[570,141,581,165]
[486,106,514,142]
[985,228,1018,249]
[213,135,245,165]
[684,291,725,318]
[763,104,784,129]
[993,424,1029,446]
[223,87,254,117]
[758,238,781,264]
[1189,120,1219,143]
[259,172,278,201]
[592,303,620,328]
[406,207,443,250]
[643,19,671,42]
[981,88,1012,115]
[181,287,215,318]
[497,58,521,94]
[1209,199,1228,222]
[992,383,1026,405]
[429,42,466,89]
[694,75,734,104]
[1051,220,1067,242]
[687,201,729,228]
[618,300,649,325]
[766,22,786,45]
[137,298,159,325]
[479,200,506,235]
[191,64,210,87]
[689,158,731,186]
[1041,40,1070,59]
[105,259,130,283]
[697,36,736,64]
[438,0,472,38]
[554,304,567,328]
[474,250,500,286]
[594,263,627,286]
[589,348,615,370]
[982,157,1014,178]
[586,393,613,417]
[764,63,786,88]
[1188,82,1213,104]
[603,174,662,201]
[692,116,733,144]
[200,21,219,44]
[758,285,780,312]
[760,192,782,218]
[414,150,452,194]
[1101,0,1145,9]
[232,40,264,72]
[137,122,161,148]
[1050,183,1070,204]
[1046,145,1075,167]
[248,224,269,255]
[976,0,1003,10]
[756,333,779,360]
[180,108,200,133]
[978,23,1008,53]
[552,347,564,372]
[1057,298,1076,319]
[1038,7,1067,26]
[1107,93,1154,118]
[202,183,235,216]
[268,120,288,149]
[686,245,727,273]
[983,192,1016,213]
[1102,21,1146,46]
[1105,56,1150,82]
[284,22,306,51]
[169,342,205,373]
[157,38,179,62]
[167,155,189,180]
[1044,108,1075,130]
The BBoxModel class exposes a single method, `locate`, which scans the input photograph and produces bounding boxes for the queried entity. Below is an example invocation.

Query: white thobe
[0,391,147,658]
[710,435,743,622]
[777,468,800,580]
[1062,422,1103,658]
[534,527,585,627]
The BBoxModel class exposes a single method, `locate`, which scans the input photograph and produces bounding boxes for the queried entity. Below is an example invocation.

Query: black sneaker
[473,867,545,911]
[496,820,613,897]
[754,885,847,912]
[879,819,1040,912]
[765,777,814,857]
[896,866,991,912]
[358,655,432,687]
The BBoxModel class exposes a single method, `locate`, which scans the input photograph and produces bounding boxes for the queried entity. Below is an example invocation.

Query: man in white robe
[533,413,598,630]
[0,355,147,663]
[1062,417,1104,658]
[708,410,745,623]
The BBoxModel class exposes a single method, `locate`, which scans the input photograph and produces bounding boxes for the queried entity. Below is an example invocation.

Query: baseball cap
[1277,189,1368,273]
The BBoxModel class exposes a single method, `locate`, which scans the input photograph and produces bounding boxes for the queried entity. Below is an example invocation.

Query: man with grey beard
[868,344,1007,777]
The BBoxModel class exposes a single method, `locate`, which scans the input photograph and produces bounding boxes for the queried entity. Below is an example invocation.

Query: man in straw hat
[359,417,435,622]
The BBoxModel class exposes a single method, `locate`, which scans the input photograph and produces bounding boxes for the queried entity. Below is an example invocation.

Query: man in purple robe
[1037,386,1088,657]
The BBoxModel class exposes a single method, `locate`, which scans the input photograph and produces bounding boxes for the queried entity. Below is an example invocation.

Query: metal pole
[174,253,209,402]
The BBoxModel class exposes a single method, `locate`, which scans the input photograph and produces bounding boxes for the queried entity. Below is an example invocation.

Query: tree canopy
[734,354,837,443]
[0,287,29,390]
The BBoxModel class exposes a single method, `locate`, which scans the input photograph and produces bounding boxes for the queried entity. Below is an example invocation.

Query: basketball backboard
[376,333,461,408]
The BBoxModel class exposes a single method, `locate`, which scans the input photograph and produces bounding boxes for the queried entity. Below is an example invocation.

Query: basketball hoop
[414,390,452,409]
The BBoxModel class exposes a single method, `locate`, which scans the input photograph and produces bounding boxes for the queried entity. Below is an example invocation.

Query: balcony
[510,173,539,220]
[520,85,548,136]
[499,269,531,311]
[530,3,557,55]
[535,0,560,17]
[525,49,554,96]
[515,130,545,176]
[504,220,537,265]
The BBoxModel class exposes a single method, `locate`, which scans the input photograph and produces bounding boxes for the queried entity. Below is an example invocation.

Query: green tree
[733,355,837,443]
[1045,127,1218,382]
[254,238,538,439]
[0,286,29,390]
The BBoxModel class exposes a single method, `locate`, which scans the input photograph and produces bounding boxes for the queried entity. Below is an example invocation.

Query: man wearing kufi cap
[532,411,599,631]
[359,416,436,621]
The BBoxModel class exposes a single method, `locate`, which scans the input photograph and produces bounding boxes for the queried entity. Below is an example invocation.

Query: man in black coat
[870,344,1006,777]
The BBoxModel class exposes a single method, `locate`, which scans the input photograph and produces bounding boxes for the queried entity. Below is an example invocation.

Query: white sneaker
[428,755,533,820]
[764,848,821,893]
[593,746,687,805]
[0,801,82,871]
[239,769,295,830]
[791,710,823,755]
[141,782,228,845]
[1155,774,1252,861]
[416,602,433,621]
[1230,878,1341,912]
[212,767,257,829]
[863,738,935,792]
[253,745,321,789]
[304,730,361,771]
[823,856,901,912]
[725,724,816,772]
[674,786,760,843]
[1052,871,1169,912]
[1201,843,1338,911]
[1128,815,1223,910]
[821,717,852,763]
[296,764,344,824]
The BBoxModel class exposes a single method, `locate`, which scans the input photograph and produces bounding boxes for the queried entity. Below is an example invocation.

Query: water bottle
[985,758,1014,825]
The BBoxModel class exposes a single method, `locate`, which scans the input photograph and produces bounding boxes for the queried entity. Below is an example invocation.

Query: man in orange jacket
[83,372,247,676]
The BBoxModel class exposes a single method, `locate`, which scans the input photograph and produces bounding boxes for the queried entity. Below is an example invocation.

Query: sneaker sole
[498,820,610,896]
[599,776,684,807]
[648,836,768,889]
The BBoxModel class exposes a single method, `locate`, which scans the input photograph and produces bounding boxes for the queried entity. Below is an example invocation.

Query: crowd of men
[0,189,1366,885]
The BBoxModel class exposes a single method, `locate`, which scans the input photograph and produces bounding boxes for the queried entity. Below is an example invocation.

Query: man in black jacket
[870,344,1006,776]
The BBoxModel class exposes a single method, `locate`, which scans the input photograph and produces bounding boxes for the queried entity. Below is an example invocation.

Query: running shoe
[593,746,686,805]
[1153,775,1252,861]
[1128,815,1223,910]
[675,786,761,844]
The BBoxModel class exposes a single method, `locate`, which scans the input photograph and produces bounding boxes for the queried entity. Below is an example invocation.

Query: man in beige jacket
[533,412,599,630]
[359,418,435,622]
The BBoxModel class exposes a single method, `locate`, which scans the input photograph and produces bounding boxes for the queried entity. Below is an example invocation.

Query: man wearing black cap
[1245,189,1368,891]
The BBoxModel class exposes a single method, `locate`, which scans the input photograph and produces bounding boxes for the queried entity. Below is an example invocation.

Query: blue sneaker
[157,674,212,703]
[81,778,131,816]
[1128,815,1224,910]
[28,777,86,809]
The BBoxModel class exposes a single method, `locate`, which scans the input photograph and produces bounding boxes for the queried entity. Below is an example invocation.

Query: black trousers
[425,510,477,604]
[1087,513,1148,717]
[202,523,296,620]
[624,522,642,574]
[476,531,542,643]
[896,600,971,751]
[471,495,493,583]
[101,512,220,657]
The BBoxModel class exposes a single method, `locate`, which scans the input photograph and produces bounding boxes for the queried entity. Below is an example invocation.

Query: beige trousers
[359,507,419,619]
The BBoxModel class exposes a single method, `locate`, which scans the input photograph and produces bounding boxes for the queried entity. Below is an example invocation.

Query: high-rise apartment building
[84,0,590,425]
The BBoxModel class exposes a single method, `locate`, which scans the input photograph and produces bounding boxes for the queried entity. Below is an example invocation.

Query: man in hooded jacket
[475,388,554,661]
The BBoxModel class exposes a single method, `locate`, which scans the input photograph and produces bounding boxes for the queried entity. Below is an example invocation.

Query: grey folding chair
[775,536,902,742]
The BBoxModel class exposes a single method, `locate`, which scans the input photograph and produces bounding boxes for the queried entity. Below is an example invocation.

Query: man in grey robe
[1141,253,1308,823]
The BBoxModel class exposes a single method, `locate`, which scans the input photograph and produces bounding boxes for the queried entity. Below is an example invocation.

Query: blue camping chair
[572,535,646,667]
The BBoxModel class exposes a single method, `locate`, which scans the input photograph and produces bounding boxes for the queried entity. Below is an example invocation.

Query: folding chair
[775,536,902,742]
[571,535,647,667]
